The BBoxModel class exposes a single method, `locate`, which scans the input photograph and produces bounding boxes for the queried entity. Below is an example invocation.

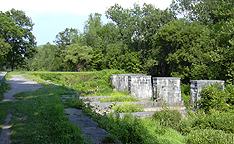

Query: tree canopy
[24,1,234,84]
[0,9,36,70]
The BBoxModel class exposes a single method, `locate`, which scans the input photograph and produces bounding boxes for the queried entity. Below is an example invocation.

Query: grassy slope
[27,69,126,96]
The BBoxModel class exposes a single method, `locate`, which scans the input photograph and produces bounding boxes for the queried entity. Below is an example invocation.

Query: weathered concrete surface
[110,74,152,100]
[153,77,182,106]
[129,75,152,100]
[65,108,112,144]
[110,74,147,92]
[190,80,225,106]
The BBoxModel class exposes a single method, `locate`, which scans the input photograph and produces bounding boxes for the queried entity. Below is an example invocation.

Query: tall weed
[112,103,144,113]
[187,129,234,144]
[100,95,139,103]
[152,103,183,130]
[179,109,234,135]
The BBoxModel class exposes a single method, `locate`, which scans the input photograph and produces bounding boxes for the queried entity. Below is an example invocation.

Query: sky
[1,0,172,46]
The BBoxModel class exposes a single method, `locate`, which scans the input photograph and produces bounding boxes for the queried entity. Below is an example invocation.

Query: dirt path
[1,75,43,103]
[0,75,43,143]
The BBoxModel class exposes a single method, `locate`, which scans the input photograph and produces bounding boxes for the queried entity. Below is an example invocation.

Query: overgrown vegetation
[26,69,125,96]
[0,77,10,101]
[112,103,144,113]
[100,95,139,103]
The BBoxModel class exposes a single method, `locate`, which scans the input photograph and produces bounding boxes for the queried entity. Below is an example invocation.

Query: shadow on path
[0,75,43,103]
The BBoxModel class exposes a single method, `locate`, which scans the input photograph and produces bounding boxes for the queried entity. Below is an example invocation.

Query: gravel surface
[1,75,43,103]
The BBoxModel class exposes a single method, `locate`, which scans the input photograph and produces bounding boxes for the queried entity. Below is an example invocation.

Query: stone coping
[153,77,181,79]
[90,101,182,108]
[113,108,186,119]
[190,80,224,83]
[79,96,128,102]
[110,74,147,76]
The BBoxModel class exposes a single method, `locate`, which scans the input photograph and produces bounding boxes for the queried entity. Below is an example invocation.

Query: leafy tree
[189,0,234,25]
[53,28,81,71]
[0,9,36,71]
[64,44,93,71]
[0,39,11,69]
[153,19,219,82]
[26,43,58,71]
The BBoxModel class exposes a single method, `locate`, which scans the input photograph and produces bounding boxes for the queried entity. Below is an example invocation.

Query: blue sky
[1,0,172,46]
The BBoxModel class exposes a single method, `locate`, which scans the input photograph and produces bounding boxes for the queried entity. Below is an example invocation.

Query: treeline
[26,0,234,83]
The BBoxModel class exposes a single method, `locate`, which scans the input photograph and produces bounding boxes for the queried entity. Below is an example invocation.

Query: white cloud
[1,0,172,17]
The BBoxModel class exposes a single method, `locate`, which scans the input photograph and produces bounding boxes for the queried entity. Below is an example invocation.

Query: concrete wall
[129,75,152,100]
[190,80,225,106]
[110,74,147,92]
[110,74,151,100]
[153,77,182,106]
[0,72,7,86]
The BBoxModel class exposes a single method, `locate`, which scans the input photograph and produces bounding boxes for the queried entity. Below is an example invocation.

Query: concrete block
[153,77,182,106]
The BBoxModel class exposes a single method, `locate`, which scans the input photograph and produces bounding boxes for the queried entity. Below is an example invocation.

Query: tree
[0,9,36,71]
[54,28,81,71]
[0,39,11,69]
[26,43,58,71]
[64,44,93,71]
[153,19,219,82]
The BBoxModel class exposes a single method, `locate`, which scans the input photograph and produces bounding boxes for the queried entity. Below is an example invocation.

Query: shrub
[100,95,139,103]
[152,104,182,130]
[198,83,229,112]
[112,103,144,113]
[187,129,234,144]
[179,109,234,135]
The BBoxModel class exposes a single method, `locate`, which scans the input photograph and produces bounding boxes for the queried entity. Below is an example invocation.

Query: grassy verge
[0,78,10,101]
[0,72,90,143]
[9,85,89,143]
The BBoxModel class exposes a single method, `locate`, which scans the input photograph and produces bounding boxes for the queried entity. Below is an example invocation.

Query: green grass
[100,95,140,103]
[10,85,90,143]
[98,114,186,144]
[112,103,144,113]
[0,73,90,143]
[25,69,126,96]
[0,78,10,101]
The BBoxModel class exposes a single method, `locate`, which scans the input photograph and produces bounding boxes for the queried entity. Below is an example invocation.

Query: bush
[187,129,234,144]
[100,95,139,103]
[179,109,234,135]
[198,83,229,112]
[152,104,182,130]
[112,103,144,113]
